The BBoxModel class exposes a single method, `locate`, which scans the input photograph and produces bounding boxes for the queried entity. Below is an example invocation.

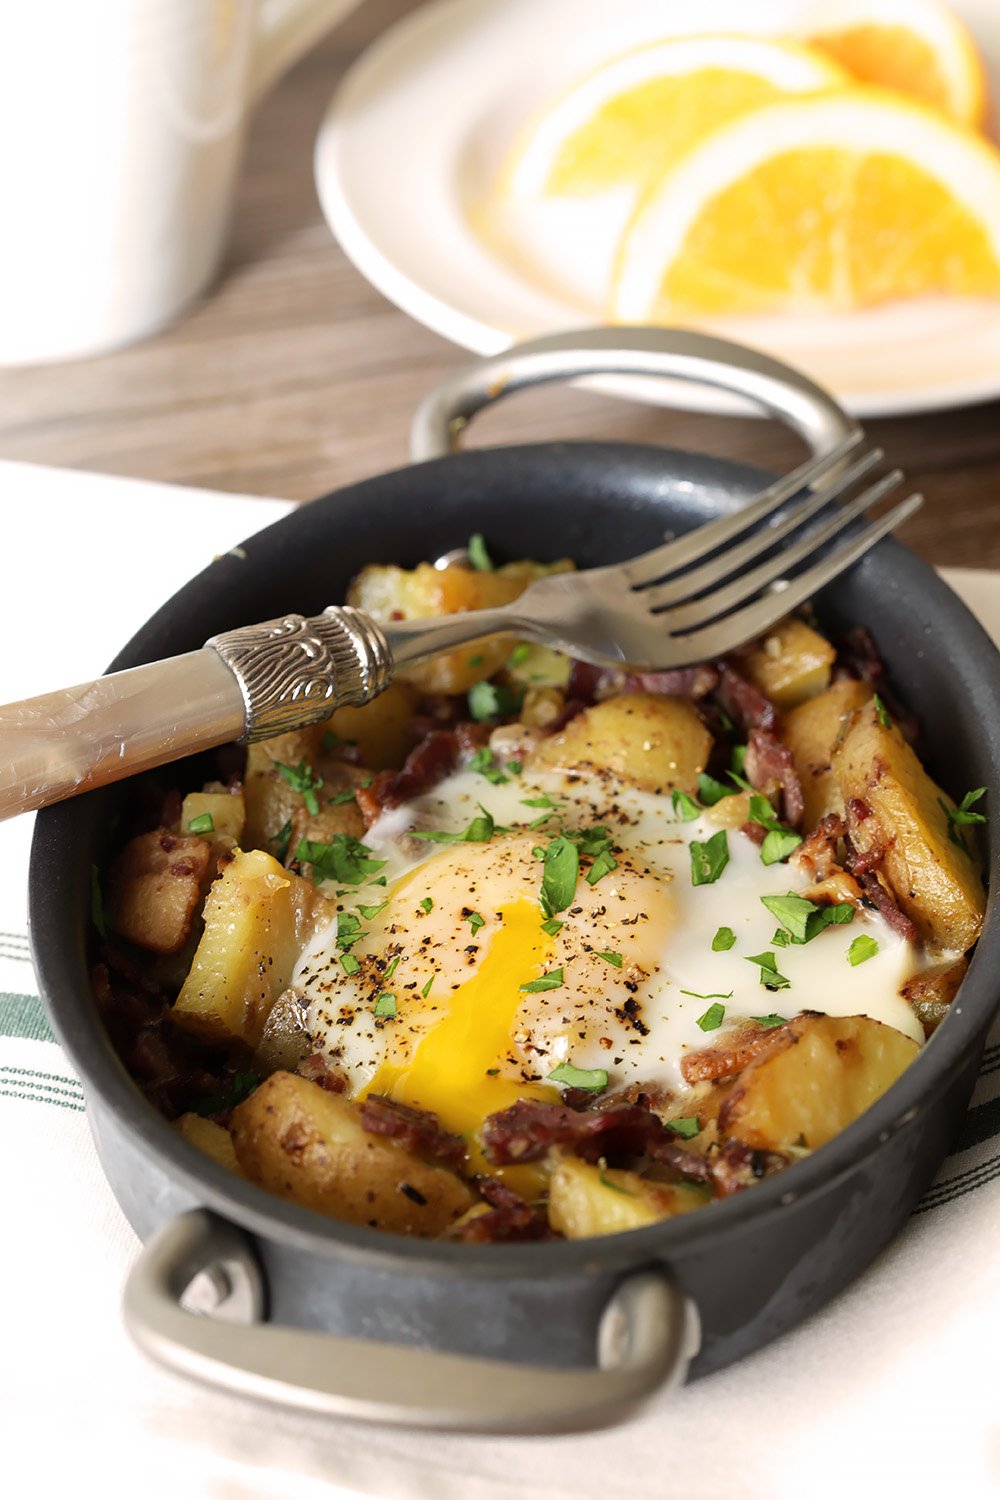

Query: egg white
[292,761,926,1148]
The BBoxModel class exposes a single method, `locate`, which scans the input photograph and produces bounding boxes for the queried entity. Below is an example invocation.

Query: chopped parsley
[746,951,791,991]
[760,828,803,866]
[712,926,736,952]
[419,896,434,914]
[271,820,293,863]
[751,1013,787,1029]
[671,789,700,822]
[520,968,564,993]
[374,993,397,1018]
[195,1069,258,1118]
[384,955,401,981]
[873,694,891,729]
[939,786,988,857]
[596,949,624,968]
[697,772,738,806]
[696,1001,727,1031]
[681,988,733,1003]
[465,910,485,937]
[412,805,497,844]
[586,847,618,885]
[548,1062,608,1092]
[541,918,564,937]
[506,759,523,775]
[337,912,363,950]
[327,788,358,806]
[467,681,519,721]
[848,934,879,966]
[276,758,323,816]
[357,902,387,921]
[667,1116,701,1139]
[468,532,493,571]
[468,746,509,785]
[340,953,360,975]
[731,744,748,775]
[598,1160,634,1195]
[761,893,855,944]
[295,834,386,887]
[690,829,729,886]
[187,812,215,835]
[539,835,579,918]
[522,793,561,810]
[421,976,434,998]
[508,643,532,667]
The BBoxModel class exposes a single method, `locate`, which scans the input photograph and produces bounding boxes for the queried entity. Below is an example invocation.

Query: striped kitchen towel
[1,462,997,1500]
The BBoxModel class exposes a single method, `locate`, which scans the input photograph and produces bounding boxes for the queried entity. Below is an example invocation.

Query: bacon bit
[647,1139,713,1185]
[741,819,767,846]
[745,727,805,827]
[834,628,920,744]
[356,727,485,823]
[543,698,588,734]
[716,665,777,733]
[297,1053,347,1093]
[482,1099,670,1166]
[711,1139,789,1196]
[568,660,719,704]
[681,1022,789,1085]
[792,813,846,880]
[359,1094,466,1171]
[852,867,919,944]
[448,1204,562,1243]
[473,1176,528,1210]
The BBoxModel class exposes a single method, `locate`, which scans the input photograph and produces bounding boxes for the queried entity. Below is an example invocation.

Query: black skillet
[26,330,1000,1433]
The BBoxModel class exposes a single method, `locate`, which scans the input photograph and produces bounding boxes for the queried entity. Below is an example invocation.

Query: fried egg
[294,761,926,1165]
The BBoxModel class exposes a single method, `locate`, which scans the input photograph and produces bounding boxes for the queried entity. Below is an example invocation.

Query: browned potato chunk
[180,789,246,844]
[175,1113,241,1174]
[719,1013,920,1151]
[548,1156,708,1237]
[230,1071,473,1236]
[107,829,212,954]
[784,678,873,828]
[901,956,968,1037]
[323,680,420,771]
[834,702,986,953]
[243,724,366,855]
[741,617,836,709]
[173,848,333,1047]
[348,558,572,695]
[526,693,711,793]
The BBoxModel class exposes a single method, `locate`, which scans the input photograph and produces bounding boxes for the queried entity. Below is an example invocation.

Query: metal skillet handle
[123,1209,698,1433]
[410,326,860,461]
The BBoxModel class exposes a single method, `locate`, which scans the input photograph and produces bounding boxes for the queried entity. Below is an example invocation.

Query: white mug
[0,0,360,365]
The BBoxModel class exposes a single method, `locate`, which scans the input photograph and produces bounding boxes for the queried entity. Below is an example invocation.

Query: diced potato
[175,1113,241,1174]
[526,692,711,793]
[741,617,836,709]
[348,558,572,695]
[243,724,366,856]
[252,987,311,1074]
[833,702,986,953]
[703,789,752,829]
[901,956,968,1037]
[548,1155,708,1238]
[520,685,566,728]
[783,679,873,828]
[172,849,334,1047]
[181,790,245,844]
[501,644,571,691]
[107,829,213,955]
[323,680,420,771]
[718,1013,920,1152]
[230,1071,473,1236]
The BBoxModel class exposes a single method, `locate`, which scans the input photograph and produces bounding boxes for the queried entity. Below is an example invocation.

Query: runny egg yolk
[361,897,559,1192]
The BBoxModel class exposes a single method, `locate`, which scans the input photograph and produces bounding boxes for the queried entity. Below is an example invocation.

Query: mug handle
[123,1208,698,1433]
[410,326,860,462]
[250,0,356,104]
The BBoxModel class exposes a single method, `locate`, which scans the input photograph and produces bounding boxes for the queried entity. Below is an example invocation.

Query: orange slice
[611,90,1000,320]
[498,34,846,204]
[800,0,988,129]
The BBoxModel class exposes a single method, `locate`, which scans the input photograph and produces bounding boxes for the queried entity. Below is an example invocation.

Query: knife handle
[0,607,392,821]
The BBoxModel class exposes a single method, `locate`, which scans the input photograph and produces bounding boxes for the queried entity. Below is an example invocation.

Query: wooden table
[1,0,998,570]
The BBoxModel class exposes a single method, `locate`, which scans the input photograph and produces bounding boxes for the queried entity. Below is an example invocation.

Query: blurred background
[0,0,997,569]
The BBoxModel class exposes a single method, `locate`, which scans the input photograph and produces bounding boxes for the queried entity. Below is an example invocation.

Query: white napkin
[1,461,997,1500]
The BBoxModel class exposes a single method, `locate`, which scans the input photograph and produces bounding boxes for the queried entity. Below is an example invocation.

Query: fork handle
[410,327,859,462]
[0,607,394,822]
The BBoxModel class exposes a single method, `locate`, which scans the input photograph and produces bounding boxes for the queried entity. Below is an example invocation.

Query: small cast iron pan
[26,331,1000,1433]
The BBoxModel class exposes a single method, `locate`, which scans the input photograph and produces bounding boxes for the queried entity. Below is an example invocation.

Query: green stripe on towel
[0,991,55,1044]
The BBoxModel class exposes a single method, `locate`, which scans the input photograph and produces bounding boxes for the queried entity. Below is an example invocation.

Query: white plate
[316,0,1000,418]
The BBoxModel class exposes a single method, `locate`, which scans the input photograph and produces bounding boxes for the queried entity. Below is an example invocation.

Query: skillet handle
[410,326,859,461]
[123,1208,698,1434]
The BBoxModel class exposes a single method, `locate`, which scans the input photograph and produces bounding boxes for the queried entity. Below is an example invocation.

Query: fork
[0,432,918,822]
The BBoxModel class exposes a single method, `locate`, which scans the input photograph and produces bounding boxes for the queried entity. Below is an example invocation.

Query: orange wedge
[800,0,988,129]
[611,90,1000,320]
[496,33,845,216]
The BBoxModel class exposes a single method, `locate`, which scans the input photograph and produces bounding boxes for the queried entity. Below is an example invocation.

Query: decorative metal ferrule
[206,606,393,743]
